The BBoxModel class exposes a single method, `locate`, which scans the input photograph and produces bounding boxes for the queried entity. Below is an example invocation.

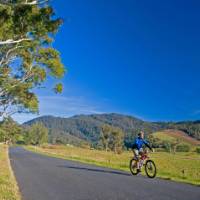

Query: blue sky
[14,0,200,123]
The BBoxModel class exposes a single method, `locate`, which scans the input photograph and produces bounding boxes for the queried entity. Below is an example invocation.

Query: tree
[109,127,124,154]
[100,124,112,152]
[24,122,48,145]
[196,147,200,154]
[23,127,33,145]
[0,1,50,7]
[0,0,65,118]
[100,124,124,154]
[0,117,22,144]
[0,128,6,143]
[171,139,180,154]
[162,141,171,152]
[146,134,165,148]
[176,144,190,152]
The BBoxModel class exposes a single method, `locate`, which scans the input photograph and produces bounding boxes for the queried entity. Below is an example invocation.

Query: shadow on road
[57,165,131,177]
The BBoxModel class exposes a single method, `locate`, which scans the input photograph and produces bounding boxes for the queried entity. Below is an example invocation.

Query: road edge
[7,146,22,200]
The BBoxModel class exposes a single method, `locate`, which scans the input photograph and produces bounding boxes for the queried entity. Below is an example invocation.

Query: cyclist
[131,131,153,173]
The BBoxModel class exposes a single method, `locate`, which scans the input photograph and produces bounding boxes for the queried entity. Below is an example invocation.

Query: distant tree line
[24,114,162,148]
[0,119,48,146]
[25,115,200,149]
[1,114,200,154]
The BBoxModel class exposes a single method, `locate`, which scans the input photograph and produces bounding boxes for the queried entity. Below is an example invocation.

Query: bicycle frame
[138,152,150,168]
[140,153,149,161]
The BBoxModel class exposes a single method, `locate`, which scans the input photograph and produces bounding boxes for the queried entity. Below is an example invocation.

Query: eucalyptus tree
[100,124,112,152]
[0,117,21,144]
[109,127,124,154]
[24,122,48,145]
[0,0,65,118]
[100,124,125,153]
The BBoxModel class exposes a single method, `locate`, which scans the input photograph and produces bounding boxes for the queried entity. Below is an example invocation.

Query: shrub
[176,144,190,152]
[156,148,168,152]
[196,147,200,154]
[162,141,171,152]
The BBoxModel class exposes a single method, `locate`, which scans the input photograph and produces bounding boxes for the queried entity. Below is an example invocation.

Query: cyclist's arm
[143,140,153,151]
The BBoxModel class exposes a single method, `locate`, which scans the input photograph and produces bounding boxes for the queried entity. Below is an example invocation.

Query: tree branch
[24,0,49,5]
[0,63,34,98]
[0,38,31,45]
[0,45,24,66]
[0,0,49,6]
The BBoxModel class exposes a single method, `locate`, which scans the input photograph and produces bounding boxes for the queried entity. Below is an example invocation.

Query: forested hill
[24,113,200,146]
[24,113,160,145]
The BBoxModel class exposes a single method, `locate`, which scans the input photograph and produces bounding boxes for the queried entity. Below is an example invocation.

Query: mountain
[24,113,161,146]
[24,113,200,146]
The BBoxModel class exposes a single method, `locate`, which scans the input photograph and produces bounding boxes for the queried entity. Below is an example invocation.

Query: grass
[154,132,178,142]
[26,144,200,186]
[153,130,200,146]
[0,144,21,200]
[153,131,200,152]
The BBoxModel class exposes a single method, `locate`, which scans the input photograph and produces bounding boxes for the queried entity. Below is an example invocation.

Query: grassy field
[153,130,200,146]
[0,144,20,200]
[26,145,200,186]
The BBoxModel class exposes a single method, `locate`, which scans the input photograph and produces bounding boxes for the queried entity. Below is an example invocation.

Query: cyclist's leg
[138,148,144,170]
[139,148,144,155]
[133,149,140,169]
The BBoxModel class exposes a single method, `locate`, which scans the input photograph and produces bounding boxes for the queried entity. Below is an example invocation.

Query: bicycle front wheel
[145,160,157,178]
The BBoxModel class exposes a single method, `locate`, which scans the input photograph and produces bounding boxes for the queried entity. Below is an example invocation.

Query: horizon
[12,0,200,123]
[21,112,200,125]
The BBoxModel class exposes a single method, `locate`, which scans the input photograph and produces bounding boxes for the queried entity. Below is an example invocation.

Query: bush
[176,144,190,152]
[162,141,171,152]
[196,147,200,154]
[156,148,168,152]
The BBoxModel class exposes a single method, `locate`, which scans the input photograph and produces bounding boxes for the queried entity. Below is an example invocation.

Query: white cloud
[13,95,105,124]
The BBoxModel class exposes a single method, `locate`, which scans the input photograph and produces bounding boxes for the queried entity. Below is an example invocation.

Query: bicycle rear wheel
[129,158,138,175]
[145,160,156,178]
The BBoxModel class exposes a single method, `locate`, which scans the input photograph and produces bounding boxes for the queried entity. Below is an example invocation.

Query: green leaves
[24,122,48,145]
[37,47,65,78]
[54,83,63,94]
[0,1,65,117]
[100,124,125,154]
[0,117,22,144]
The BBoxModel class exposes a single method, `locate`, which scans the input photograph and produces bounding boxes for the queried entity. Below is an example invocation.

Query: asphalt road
[9,147,200,200]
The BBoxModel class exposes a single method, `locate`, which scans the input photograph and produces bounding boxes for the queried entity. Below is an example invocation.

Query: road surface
[9,147,200,200]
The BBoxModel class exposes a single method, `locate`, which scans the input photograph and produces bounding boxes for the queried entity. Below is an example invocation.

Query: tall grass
[26,145,200,185]
[0,144,21,200]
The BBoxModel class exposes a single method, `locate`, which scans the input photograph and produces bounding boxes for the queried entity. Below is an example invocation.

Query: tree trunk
[105,142,108,152]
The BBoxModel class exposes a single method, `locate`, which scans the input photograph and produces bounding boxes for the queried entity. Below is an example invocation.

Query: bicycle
[129,149,157,178]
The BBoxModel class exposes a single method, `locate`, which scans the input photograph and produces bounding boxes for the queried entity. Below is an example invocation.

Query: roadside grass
[26,145,200,186]
[0,144,20,200]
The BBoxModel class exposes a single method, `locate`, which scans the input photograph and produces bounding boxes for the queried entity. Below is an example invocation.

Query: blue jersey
[132,137,149,150]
